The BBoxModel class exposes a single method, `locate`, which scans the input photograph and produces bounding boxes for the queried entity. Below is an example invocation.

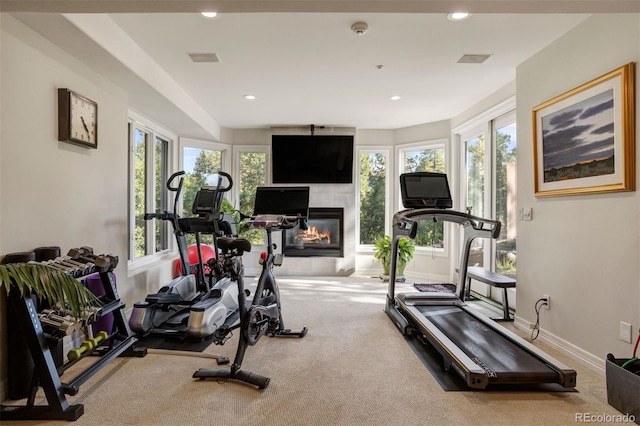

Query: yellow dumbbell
[88,331,109,348]
[67,331,108,361]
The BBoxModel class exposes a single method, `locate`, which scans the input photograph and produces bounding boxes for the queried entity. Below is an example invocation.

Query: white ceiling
[4,1,637,139]
[107,12,587,129]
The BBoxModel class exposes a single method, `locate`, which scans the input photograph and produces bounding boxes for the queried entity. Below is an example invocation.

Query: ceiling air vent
[188,53,220,63]
[457,54,491,64]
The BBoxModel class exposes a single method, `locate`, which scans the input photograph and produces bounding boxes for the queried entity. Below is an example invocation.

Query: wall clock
[58,88,98,149]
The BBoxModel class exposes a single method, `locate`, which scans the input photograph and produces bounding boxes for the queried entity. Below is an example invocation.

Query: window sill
[127,250,177,277]
[414,247,447,258]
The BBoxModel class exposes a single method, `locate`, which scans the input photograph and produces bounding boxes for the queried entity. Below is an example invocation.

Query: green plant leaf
[373,235,415,274]
[0,263,101,318]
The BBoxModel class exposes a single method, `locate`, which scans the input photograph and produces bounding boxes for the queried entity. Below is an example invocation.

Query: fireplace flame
[294,226,331,245]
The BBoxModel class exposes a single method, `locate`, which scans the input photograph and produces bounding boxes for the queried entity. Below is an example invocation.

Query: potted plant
[0,263,99,318]
[373,235,415,282]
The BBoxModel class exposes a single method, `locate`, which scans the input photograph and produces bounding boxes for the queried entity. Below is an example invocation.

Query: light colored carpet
[1,276,623,425]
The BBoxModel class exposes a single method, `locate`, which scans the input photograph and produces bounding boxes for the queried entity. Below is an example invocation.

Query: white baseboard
[401,272,451,284]
[514,317,605,376]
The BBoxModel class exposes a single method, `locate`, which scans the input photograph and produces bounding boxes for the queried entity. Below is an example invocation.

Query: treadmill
[385,172,577,390]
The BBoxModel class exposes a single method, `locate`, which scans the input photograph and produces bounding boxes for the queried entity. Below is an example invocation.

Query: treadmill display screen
[253,186,310,217]
[400,172,453,209]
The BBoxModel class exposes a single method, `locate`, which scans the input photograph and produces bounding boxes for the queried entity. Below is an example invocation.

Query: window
[357,148,390,246]
[397,140,447,250]
[462,130,486,268]
[128,114,173,263]
[233,146,268,245]
[181,147,223,219]
[155,137,170,252]
[454,98,517,300]
[494,115,517,277]
[180,140,229,246]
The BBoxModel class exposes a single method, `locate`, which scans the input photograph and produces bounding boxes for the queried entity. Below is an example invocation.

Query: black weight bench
[463,266,516,322]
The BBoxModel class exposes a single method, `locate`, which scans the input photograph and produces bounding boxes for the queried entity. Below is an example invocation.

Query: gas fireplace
[282,208,344,257]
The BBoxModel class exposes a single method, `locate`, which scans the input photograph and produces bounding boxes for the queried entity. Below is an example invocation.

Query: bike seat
[218,237,252,255]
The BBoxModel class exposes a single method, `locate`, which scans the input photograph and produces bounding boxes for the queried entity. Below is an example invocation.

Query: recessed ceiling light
[390,95,401,101]
[201,12,218,18]
[447,12,471,21]
[243,94,256,100]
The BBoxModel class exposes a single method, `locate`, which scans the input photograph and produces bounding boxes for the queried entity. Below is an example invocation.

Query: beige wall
[0,15,173,399]
[516,14,640,365]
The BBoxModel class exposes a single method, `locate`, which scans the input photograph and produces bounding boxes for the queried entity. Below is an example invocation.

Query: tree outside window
[155,137,169,253]
[237,151,266,245]
[359,152,386,245]
[129,119,171,261]
[133,128,147,258]
[495,123,517,276]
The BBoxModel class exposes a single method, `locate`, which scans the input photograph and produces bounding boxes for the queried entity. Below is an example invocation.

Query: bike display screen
[253,186,310,218]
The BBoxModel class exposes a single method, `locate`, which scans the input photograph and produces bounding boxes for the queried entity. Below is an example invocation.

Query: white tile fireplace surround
[277,183,355,276]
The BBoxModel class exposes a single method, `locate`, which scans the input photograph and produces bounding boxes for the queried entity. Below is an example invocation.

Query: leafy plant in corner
[373,235,415,277]
[0,263,100,318]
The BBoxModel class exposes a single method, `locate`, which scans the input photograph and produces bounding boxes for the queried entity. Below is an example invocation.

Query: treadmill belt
[416,305,558,384]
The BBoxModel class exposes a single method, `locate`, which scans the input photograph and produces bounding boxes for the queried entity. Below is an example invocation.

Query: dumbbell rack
[1,266,146,421]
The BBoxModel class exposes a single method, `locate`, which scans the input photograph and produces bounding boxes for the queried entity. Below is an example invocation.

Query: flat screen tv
[272,135,354,184]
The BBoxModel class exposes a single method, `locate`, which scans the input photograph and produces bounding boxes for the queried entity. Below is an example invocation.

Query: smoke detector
[350,22,369,36]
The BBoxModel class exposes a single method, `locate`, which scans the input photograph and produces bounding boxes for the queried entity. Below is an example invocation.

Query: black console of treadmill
[400,172,453,209]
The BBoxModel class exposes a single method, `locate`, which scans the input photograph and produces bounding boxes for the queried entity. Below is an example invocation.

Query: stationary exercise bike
[128,171,240,339]
[193,186,310,389]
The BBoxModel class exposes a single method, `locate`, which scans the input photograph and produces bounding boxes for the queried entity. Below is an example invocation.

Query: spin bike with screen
[385,172,576,390]
[193,186,310,389]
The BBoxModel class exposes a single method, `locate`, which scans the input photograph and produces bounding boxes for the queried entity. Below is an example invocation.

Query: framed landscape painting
[533,62,635,197]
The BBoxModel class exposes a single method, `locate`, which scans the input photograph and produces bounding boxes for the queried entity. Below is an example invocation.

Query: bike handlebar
[167,171,186,192]
[212,171,233,193]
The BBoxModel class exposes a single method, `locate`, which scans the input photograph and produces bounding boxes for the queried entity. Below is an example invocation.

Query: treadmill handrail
[387,208,501,301]
[393,208,501,239]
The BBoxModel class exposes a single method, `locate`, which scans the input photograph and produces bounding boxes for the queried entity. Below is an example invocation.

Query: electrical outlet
[620,322,632,343]
[523,208,533,221]
[543,294,550,310]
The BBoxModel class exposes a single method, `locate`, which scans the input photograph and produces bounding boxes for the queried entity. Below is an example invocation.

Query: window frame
[396,138,449,256]
[178,137,231,217]
[179,138,231,177]
[458,126,491,268]
[175,137,231,251]
[127,110,177,271]
[452,96,516,275]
